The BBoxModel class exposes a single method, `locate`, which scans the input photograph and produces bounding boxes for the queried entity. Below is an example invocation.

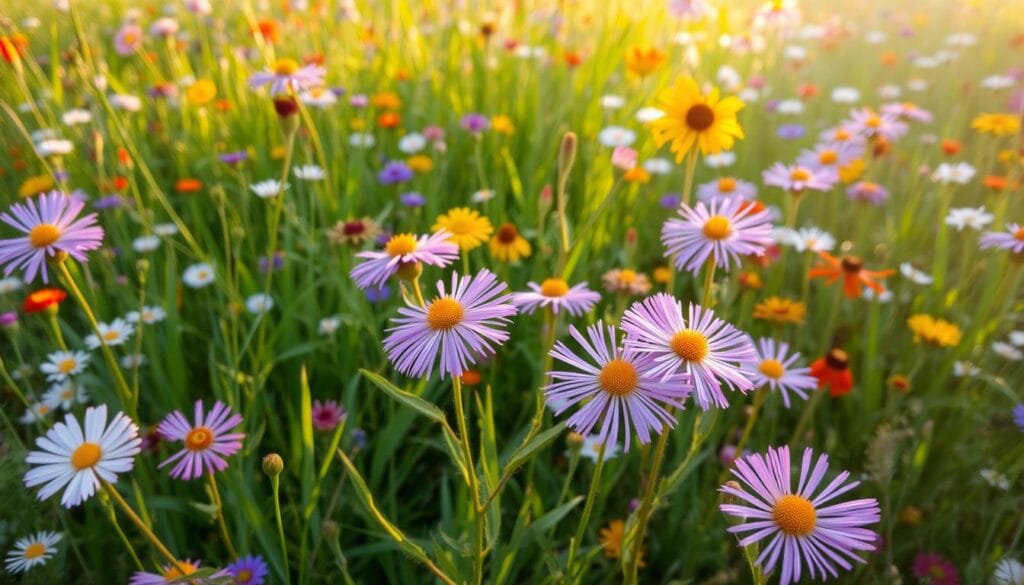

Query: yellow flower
[407,155,434,172]
[624,44,666,77]
[753,297,806,324]
[650,76,745,161]
[18,174,54,198]
[838,158,866,184]
[350,118,366,131]
[652,266,671,284]
[489,223,531,262]
[270,146,288,160]
[907,314,961,347]
[186,79,217,106]
[971,113,1020,137]
[623,166,651,183]
[371,91,402,110]
[433,207,493,251]
[598,520,645,566]
[491,115,515,134]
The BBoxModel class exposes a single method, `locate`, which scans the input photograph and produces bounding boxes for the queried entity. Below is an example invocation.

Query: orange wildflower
[624,45,666,77]
[377,112,401,129]
[810,348,853,397]
[254,19,280,43]
[23,288,67,314]
[175,178,203,193]
[939,139,961,156]
[808,252,894,299]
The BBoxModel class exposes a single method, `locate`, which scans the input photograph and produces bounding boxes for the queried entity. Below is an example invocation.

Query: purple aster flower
[218,150,248,165]
[846,181,889,205]
[512,278,601,317]
[330,86,347,97]
[129,559,230,584]
[114,24,143,56]
[847,107,908,141]
[697,177,758,203]
[818,124,867,149]
[776,124,806,139]
[226,555,269,585]
[0,311,17,327]
[621,294,756,409]
[762,162,836,193]
[350,231,458,290]
[95,195,130,210]
[661,197,774,274]
[746,338,816,408]
[980,224,1024,254]
[660,193,681,209]
[545,322,691,451]
[351,428,368,449]
[400,191,426,207]
[881,101,933,123]
[384,269,516,379]
[156,400,245,480]
[366,285,390,303]
[378,161,414,185]
[258,251,284,273]
[349,94,368,107]
[248,59,325,96]
[1014,404,1024,432]
[720,445,881,585]
[796,141,861,180]
[0,191,105,284]
[460,113,490,133]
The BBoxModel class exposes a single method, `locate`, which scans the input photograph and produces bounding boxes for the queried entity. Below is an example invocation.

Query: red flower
[810,348,853,397]
[23,288,67,314]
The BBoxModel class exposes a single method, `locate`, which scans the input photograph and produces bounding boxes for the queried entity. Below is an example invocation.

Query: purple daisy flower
[156,400,245,480]
[0,191,105,284]
[378,161,414,185]
[720,445,881,585]
[226,555,269,585]
[218,150,248,165]
[776,124,806,140]
[661,197,774,275]
[762,163,836,193]
[1014,404,1024,432]
[400,191,426,207]
[846,181,890,205]
[545,322,691,451]
[129,559,230,584]
[796,141,861,180]
[660,193,681,209]
[881,101,933,123]
[696,177,758,203]
[511,278,601,317]
[980,224,1024,254]
[460,113,490,133]
[350,231,458,290]
[847,107,908,141]
[248,59,325,95]
[746,338,816,408]
[383,269,517,379]
[621,293,756,409]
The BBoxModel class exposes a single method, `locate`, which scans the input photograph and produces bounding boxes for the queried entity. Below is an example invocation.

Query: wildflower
[848,108,907,141]
[621,294,755,409]
[747,339,815,408]
[299,87,337,108]
[661,197,774,275]
[625,44,666,77]
[644,158,673,174]
[980,224,1024,254]
[932,162,976,184]
[18,175,55,198]
[186,79,217,106]
[114,24,143,55]
[953,361,982,377]
[293,165,325,181]
[907,315,961,347]
[4,531,61,574]
[598,520,644,565]
[993,342,1023,361]
[248,58,325,95]
[881,101,933,123]
[182,262,216,288]
[846,181,889,205]
[250,179,289,199]
[578,434,621,461]
[226,555,269,585]
[912,553,959,585]
[110,93,143,112]
[39,349,90,382]
[777,226,835,253]
[720,446,881,585]
[512,278,600,317]
[348,133,375,148]
[318,315,342,336]
[43,380,88,410]
[471,189,496,203]
[602,269,651,295]
[611,146,638,171]
[762,163,835,193]
[126,305,166,324]
[994,558,1024,585]
[311,400,346,432]
[328,217,381,247]
[157,400,245,480]
[810,348,853,396]
[623,167,651,183]
[972,113,1020,137]
[35,139,73,158]
[0,191,104,283]
[133,235,161,253]
[460,113,490,133]
[809,252,894,299]
[378,161,414,185]
[400,192,427,207]
[383,270,516,378]
[945,206,993,231]
[23,287,65,313]
[489,223,532,262]
[433,207,493,251]
[24,405,141,507]
[981,468,1011,490]
[598,126,636,148]
[899,263,933,285]
[696,177,758,202]
[650,76,745,161]
[491,115,515,134]
[20,402,55,424]
[888,374,911,393]
[351,231,458,289]
[84,318,134,350]
[129,559,229,584]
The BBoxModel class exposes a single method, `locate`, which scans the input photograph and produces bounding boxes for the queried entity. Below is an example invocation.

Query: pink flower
[312,400,346,432]
[156,401,245,480]
[611,146,638,171]
[114,24,143,56]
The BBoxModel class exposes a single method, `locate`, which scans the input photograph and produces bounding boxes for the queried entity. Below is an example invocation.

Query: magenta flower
[746,338,816,408]
[511,278,601,317]
[248,58,325,95]
[661,197,773,275]
[762,163,836,193]
[621,294,755,409]
[912,553,960,585]
[979,224,1024,254]
[720,446,881,585]
[156,401,245,480]
[350,231,458,290]
[545,322,691,451]
[0,191,104,284]
[383,269,517,379]
[312,400,346,432]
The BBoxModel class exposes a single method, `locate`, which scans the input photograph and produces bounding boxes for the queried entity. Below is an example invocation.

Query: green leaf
[525,496,584,538]
[503,422,566,477]
[359,369,448,425]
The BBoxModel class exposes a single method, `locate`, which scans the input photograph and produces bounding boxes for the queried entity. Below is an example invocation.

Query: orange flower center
[273,58,299,75]
[834,129,851,141]
[29,224,61,248]
[670,329,709,362]
[702,215,732,240]
[185,427,215,451]
[23,543,46,559]
[71,442,102,470]
[865,115,881,128]
[58,358,77,373]
[1014,228,1024,241]
[103,330,121,342]
[385,234,418,256]
[685,103,715,131]
[772,494,817,536]
[758,359,785,379]
[717,177,737,192]
[540,278,570,297]
[162,562,199,580]
[790,168,811,181]
[818,150,838,165]
[236,569,253,583]
[426,297,464,330]
[617,269,637,284]
[599,359,638,396]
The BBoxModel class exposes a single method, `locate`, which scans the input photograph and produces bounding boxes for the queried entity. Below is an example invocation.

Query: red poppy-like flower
[23,288,67,314]
[175,178,203,193]
[810,348,853,397]
[808,252,894,299]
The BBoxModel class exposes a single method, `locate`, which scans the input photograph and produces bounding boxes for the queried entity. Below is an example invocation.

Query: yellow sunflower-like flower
[407,155,434,172]
[18,174,54,198]
[433,207,493,251]
[186,79,217,106]
[971,113,1020,137]
[907,314,961,347]
[753,296,806,324]
[489,223,531,262]
[650,76,745,161]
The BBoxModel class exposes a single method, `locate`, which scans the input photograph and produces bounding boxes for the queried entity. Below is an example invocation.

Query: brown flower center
[840,256,862,273]
[685,103,715,131]
[497,223,519,244]
[825,348,849,370]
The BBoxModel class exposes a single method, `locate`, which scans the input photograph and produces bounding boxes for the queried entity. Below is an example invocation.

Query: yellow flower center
[702,215,732,240]
[385,234,418,256]
[865,115,881,128]
[790,168,811,181]
[58,358,77,374]
[1014,228,1024,241]
[185,427,215,451]
[61,389,75,400]
[426,297,464,330]
[834,129,851,141]
[772,494,817,536]
[123,32,137,45]
[599,358,639,396]
[273,58,299,75]
[24,543,46,559]
[685,103,715,131]
[38,405,51,415]
[162,562,199,580]
[758,359,785,379]
[71,442,102,470]
[103,330,121,342]
[818,150,838,165]
[617,269,637,284]
[717,177,737,192]
[670,330,709,362]
[236,569,254,583]
[540,278,570,297]
[29,224,61,248]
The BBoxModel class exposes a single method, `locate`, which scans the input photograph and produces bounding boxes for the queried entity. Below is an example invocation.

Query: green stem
[453,376,485,585]
[789,388,826,445]
[702,257,717,308]
[734,388,767,456]
[208,473,238,559]
[47,311,67,350]
[101,494,145,571]
[101,480,184,572]
[566,443,606,580]
[271,474,292,584]
[623,430,669,584]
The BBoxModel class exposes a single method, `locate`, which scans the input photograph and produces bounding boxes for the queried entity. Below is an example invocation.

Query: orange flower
[797,83,819,99]
[254,19,280,43]
[117,147,132,167]
[110,176,130,191]
[564,50,583,68]
[939,139,961,156]
[377,112,401,129]
[215,99,232,112]
[808,252,894,299]
[624,44,666,77]
[303,53,325,66]
[880,51,898,66]
[23,288,66,314]
[0,34,28,64]
[460,370,482,386]
[623,167,650,183]
[175,178,203,193]
[810,348,853,397]
[371,91,402,110]
[983,175,1016,191]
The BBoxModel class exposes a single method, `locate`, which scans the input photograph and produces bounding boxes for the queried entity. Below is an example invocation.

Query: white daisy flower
[293,165,325,181]
[471,189,496,203]
[830,86,860,104]
[153,223,179,237]
[250,179,289,198]
[993,342,1023,361]
[738,88,761,103]
[246,293,274,315]
[42,380,89,410]
[994,558,1024,585]
[635,107,665,123]
[120,353,147,369]
[980,75,1017,90]
[61,109,93,126]
[24,405,142,507]
[980,468,1011,490]
[348,132,376,148]
[952,361,981,377]
[899,263,933,285]
[599,94,625,109]
[578,434,620,462]
[643,158,673,175]
[704,151,736,168]
[862,287,892,303]
[126,306,166,325]
[36,139,74,157]
[598,126,636,148]
[1008,331,1024,347]
[931,162,976,185]
[318,315,342,336]
[132,235,161,253]
[864,31,886,44]
[398,132,427,154]
[775,99,804,115]
[299,87,338,108]
[945,206,993,231]
[20,402,57,425]
[4,531,61,574]
[40,350,90,382]
[0,276,24,294]
[84,319,134,350]
[876,84,901,99]
[906,78,929,92]
[182,263,215,288]
[110,93,143,112]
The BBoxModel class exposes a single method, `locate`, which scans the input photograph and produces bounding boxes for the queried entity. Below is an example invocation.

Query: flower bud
[262,453,284,477]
